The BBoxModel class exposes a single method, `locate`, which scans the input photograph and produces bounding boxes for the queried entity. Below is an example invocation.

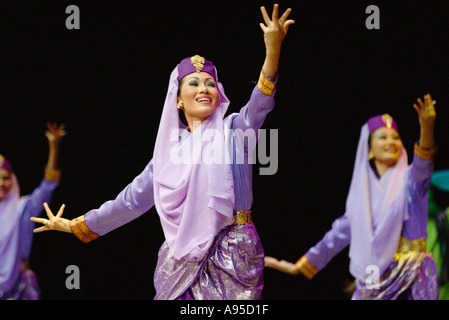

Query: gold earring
[368,152,374,160]
[177,101,183,109]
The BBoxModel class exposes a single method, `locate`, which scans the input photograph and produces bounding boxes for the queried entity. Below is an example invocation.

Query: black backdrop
[1,0,448,300]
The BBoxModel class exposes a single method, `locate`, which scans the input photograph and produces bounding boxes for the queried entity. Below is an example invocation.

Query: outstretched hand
[264,256,300,275]
[260,4,295,56]
[413,94,436,129]
[30,203,72,233]
[45,122,66,145]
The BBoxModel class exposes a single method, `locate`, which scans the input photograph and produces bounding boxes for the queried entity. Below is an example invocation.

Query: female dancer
[265,95,438,299]
[0,123,65,300]
[31,4,294,300]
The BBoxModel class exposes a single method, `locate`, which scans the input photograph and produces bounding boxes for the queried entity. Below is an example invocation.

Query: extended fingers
[43,202,56,219]
[33,226,47,233]
[260,6,271,26]
[417,97,425,109]
[56,204,66,218]
[413,103,421,114]
[283,19,295,34]
[47,122,66,135]
[261,4,283,25]
[416,94,436,111]
[30,217,48,225]
[424,94,437,107]
[30,217,49,233]
[279,7,292,23]
[271,4,279,22]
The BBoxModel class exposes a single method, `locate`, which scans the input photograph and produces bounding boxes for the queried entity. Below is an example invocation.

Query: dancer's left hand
[414,93,436,129]
[260,4,295,56]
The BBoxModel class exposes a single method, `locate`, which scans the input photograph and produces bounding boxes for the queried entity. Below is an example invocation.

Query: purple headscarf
[152,56,235,262]
[0,155,13,173]
[345,116,409,282]
[367,113,398,134]
[176,55,217,82]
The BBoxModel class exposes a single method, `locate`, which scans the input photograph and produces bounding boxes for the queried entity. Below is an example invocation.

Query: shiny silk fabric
[353,238,438,300]
[154,223,264,300]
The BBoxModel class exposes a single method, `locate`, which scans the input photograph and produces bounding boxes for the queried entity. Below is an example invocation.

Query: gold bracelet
[69,216,99,243]
[414,143,437,160]
[295,255,319,279]
[44,167,61,181]
[257,71,276,96]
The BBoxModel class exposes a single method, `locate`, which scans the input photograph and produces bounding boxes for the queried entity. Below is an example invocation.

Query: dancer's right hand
[264,256,301,275]
[31,203,72,233]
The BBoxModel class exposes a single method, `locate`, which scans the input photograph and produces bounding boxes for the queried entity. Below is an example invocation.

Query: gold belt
[393,236,427,261]
[231,210,252,225]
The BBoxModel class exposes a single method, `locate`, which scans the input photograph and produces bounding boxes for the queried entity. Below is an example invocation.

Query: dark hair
[177,78,186,97]
[368,133,373,148]
[177,79,188,126]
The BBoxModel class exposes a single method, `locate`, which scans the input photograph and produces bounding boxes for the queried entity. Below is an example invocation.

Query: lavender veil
[152,56,235,262]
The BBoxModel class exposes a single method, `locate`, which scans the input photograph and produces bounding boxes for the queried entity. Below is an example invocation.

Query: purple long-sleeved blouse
[305,153,433,271]
[1,178,59,298]
[78,83,276,240]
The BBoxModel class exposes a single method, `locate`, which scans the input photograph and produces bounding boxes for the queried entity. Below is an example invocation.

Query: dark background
[1,0,448,300]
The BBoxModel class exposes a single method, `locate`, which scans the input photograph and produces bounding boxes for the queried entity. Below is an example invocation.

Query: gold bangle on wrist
[295,255,319,279]
[44,167,61,181]
[69,216,99,243]
[257,71,276,96]
[414,142,437,160]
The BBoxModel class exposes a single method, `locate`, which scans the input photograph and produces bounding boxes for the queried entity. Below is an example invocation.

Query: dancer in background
[31,4,294,300]
[0,123,65,300]
[427,169,449,299]
[266,94,438,300]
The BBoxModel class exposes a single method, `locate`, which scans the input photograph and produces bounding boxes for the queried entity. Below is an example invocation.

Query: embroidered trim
[295,255,319,279]
[231,210,252,225]
[393,237,427,262]
[44,167,61,181]
[257,71,276,96]
[414,142,437,160]
[70,216,99,243]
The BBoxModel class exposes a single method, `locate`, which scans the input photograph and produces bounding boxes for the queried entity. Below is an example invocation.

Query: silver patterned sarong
[153,222,264,300]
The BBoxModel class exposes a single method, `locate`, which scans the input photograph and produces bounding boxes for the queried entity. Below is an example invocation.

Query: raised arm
[21,123,65,219]
[44,123,66,177]
[228,5,294,135]
[402,94,438,240]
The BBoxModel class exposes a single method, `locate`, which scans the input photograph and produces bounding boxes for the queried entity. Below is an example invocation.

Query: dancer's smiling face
[369,127,402,167]
[0,168,13,201]
[177,72,220,129]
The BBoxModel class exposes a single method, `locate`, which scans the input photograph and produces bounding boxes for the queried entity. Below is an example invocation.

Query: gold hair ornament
[382,114,393,129]
[191,55,205,73]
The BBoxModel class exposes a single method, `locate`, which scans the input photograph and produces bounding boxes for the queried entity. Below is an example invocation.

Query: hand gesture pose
[45,123,66,171]
[413,94,436,149]
[31,203,71,233]
[260,4,295,79]
[45,122,66,146]
[260,4,295,56]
